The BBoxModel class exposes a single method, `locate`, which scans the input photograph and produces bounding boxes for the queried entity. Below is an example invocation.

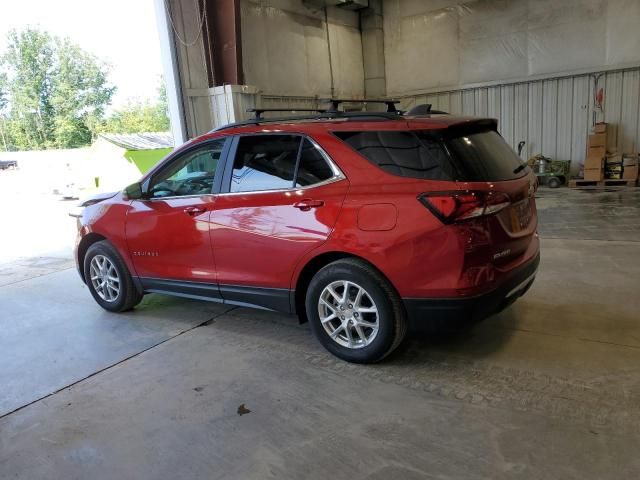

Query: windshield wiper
[513,164,527,174]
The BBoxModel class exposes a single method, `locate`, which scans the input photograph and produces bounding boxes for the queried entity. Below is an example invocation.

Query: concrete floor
[0,168,77,265]
[1,187,640,479]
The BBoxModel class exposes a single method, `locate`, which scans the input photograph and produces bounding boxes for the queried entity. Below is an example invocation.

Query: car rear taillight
[418,191,511,224]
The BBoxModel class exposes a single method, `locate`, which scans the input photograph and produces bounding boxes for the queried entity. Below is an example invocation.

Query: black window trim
[219,132,345,196]
[141,136,232,201]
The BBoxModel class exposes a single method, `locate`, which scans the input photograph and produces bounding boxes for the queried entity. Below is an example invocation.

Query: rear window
[335,129,527,182]
[446,130,528,181]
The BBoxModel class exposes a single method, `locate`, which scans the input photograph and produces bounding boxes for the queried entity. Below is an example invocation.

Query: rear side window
[230,135,300,193]
[295,139,334,187]
[334,131,455,181]
[335,129,527,182]
[229,135,337,193]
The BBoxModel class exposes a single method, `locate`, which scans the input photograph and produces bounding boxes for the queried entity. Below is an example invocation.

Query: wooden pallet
[569,178,637,188]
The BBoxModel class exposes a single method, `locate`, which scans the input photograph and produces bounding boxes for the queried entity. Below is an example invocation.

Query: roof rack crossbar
[209,100,452,133]
[321,98,401,113]
[246,107,327,120]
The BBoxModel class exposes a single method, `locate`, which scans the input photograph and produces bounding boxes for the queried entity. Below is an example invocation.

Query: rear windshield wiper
[513,164,527,174]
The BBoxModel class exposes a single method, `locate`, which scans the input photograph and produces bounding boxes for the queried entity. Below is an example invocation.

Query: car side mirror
[124,182,146,200]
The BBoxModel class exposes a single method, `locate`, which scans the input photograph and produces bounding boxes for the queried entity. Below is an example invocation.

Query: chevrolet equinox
[74,104,539,363]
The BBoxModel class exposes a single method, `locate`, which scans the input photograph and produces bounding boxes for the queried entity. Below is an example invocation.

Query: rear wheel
[306,258,407,363]
[547,176,561,188]
[84,241,143,312]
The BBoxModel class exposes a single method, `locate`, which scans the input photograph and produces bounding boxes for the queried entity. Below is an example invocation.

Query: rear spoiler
[443,118,498,137]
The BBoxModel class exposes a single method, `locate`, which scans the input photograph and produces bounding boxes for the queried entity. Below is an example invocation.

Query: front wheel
[84,240,143,312]
[306,258,407,363]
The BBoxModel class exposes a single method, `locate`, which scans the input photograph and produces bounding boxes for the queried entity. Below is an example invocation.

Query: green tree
[0,28,115,150]
[51,38,114,147]
[0,71,9,151]
[0,72,6,109]
[2,29,54,150]
[99,81,170,134]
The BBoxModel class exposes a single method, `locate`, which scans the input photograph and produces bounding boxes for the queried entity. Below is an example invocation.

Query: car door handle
[293,199,324,211]
[183,206,206,216]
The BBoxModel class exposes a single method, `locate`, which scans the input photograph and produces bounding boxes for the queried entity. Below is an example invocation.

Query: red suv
[74,105,539,363]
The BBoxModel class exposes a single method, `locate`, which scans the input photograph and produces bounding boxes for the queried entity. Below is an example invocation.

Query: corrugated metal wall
[229,67,640,177]
[259,95,320,111]
[399,68,640,175]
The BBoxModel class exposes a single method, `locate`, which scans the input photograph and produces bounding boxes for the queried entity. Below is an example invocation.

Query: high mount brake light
[418,191,511,224]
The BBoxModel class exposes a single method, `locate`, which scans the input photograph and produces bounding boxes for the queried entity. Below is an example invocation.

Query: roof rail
[212,110,404,132]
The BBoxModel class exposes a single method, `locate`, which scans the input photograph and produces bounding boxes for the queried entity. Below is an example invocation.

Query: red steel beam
[201,0,243,86]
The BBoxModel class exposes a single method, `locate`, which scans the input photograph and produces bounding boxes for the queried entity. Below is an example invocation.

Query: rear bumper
[402,252,540,329]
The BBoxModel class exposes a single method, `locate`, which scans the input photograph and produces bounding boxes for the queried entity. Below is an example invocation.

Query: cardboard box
[593,122,607,133]
[623,165,639,180]
[622,155,638,167]
[584,167,603,181]
[585,157,604,169]
[588,133,607,148]
[585,147,605,169]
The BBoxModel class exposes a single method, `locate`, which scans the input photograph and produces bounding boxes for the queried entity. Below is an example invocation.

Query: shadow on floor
[390,307,520,365]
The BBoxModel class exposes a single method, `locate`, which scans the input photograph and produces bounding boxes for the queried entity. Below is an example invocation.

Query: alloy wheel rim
[89,255,120,303]
[318,280,379,349]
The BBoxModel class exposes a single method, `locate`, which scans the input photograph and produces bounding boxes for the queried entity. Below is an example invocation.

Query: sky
[0,0,165,109]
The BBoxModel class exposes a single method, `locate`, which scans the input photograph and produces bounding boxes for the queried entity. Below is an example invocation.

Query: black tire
[305,258,407,363]
[547,176,561,188]
[83,240,143,312]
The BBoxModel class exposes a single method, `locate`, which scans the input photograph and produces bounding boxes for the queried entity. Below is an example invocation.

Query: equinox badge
[493,249,511,260]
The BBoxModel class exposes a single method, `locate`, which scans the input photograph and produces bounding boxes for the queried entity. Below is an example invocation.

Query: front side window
[149,139,226,198]
[229,135,336,193]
